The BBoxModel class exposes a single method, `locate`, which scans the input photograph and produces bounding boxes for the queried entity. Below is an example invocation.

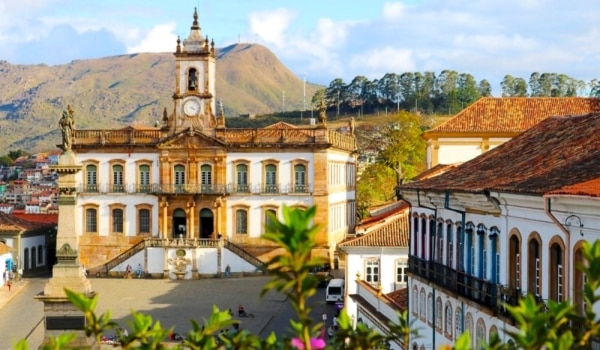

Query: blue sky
[2,0,600,95]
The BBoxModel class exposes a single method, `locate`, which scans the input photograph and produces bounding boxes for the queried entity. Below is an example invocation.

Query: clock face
[184,100,200,116]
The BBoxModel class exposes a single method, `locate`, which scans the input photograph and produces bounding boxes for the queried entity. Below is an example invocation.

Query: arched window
[174,165,185,192]
[201,164,212,192]
[573,245,586,316]
[457,225,463,272]
[264,164,278,193]
[489,227,500,283]
[138,207,151,234]
[293,162,307,192]
[419,289,426,321]
[476,318,486,350]
[444,302,453,338]
[188,68,198,91]
[437,220,444,264]
[435,297,442,331]
[446,222,454,268]
[455,307,463,339]
[477,224,487,279]
[112,164,124,192]
[110,205,125,234]
[509,233,521,292]
[235,208,248,234]
[85,163,98,192]
[465,313,474,348]
[429,218,435,261]
[420,217,427,259]
[413,216,419,256]
[412,285,419,316]
[138,164,151,192]
[427,293,433,325]
[528,237,541,297]
[465,222,475,274]
[549,241,564,302]
[85,207,98,233]
[235,163,249,192]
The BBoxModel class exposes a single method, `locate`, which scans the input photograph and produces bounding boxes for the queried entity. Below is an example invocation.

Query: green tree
[478,79,492,97]
[8,150,26,161]
[311,88,326,109]
[378,111,427,185]
[0,155,12,167]
[356,163,397,219]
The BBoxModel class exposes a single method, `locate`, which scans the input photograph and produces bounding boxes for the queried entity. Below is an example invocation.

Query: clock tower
[173,7,217,134]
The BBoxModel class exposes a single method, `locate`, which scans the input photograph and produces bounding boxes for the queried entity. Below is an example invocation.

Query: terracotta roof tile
[11,213,58,225]
[546,178,600,198]
[425,97,600,136]
[400,113,600,195]
[265,121,298,129]
[412,163,459,181]
[339,204,409,247]
[0,212,54,231]
[386,288,408,310]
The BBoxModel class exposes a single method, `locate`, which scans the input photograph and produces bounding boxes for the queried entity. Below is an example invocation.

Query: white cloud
[127,23,177,54]
[348,46,415,79]
[382,2,406,21]
[248,8,297,47]
[313,18,349,49]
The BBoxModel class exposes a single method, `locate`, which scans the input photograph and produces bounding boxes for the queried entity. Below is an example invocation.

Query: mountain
[0,43,322,153]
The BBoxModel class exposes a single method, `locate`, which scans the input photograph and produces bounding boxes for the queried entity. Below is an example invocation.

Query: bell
[189,79,196,90]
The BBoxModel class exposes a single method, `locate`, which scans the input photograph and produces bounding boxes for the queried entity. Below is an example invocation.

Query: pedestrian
[225,264,231,278]
[125,264,132,278]
[136,263,143,278]
[332,315,338,330]
[7,280,11,292]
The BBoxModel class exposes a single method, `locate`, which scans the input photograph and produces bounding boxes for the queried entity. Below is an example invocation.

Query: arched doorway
[172,208,187,238]
[199,208,214,239]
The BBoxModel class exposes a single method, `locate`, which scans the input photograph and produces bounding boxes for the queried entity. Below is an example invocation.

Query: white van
[325,278,345,303]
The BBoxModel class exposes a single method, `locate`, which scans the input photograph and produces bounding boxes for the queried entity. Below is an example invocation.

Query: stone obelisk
[36,107,95,349]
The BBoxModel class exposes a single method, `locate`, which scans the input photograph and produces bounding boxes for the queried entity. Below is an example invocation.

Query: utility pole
[282,90,285,114]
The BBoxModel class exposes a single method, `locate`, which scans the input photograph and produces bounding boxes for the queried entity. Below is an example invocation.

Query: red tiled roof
[546,178,600,198]
[0,212,53,231]
[339,204,409,248]
[11,213,58,225]
[386,288,408,310]
[425,97,600,136]
[412,163,459,181]
[400,113,600,195]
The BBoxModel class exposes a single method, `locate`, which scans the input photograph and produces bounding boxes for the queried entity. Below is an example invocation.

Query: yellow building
[64,9,357,278]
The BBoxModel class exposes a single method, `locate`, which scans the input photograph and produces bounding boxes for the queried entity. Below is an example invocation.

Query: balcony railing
[78,183,313,195]
[409,255,500,313]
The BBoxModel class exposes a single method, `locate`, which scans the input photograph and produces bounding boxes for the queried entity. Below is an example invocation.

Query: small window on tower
[188,68,197,91]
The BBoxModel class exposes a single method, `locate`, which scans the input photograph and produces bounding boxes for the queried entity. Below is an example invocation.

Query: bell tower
[173,7,217,134]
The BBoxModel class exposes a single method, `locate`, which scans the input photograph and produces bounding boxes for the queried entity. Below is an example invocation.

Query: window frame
[233,205,250,234]
[109,159,126,193]
[290,159,309,193]
[109,203,126,235]
[365,259,380,285]
[83,160,99,192]
[83,203,99,234]
[261,159,280,193]
[233,160,250,193]
[261,205,278,234]
[136,204,152,235]
[135,160,153,193]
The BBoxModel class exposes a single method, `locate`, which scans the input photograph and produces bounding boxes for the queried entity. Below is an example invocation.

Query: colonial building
[0,212,55,277]
[424,97,600,168]
[397,112,600,349]
[338,201,409,350]
[63,9,357,277]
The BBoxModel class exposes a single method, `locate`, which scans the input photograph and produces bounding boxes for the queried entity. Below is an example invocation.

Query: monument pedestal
[36,150,96,349]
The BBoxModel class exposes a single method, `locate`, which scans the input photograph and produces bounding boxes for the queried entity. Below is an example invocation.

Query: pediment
[158,129,225,149]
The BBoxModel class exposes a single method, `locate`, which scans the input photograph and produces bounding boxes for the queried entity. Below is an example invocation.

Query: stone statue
[349,117,355,135]
[59,105,75,151]
[318,99,327,126]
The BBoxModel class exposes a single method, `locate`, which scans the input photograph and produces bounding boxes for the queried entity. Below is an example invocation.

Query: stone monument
[35,107,95,349]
